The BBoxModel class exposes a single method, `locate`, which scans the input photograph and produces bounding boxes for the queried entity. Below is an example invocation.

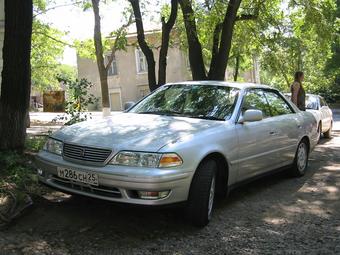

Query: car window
[241,89,271,118]
[264,91,294,116]
[306,96,319,110]
[320,97,327,107]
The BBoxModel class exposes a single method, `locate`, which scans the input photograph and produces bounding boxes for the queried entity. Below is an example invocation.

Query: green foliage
[32,0,68,92]
[25,136,48,152]
[0,152,36,191]
[54,78,98,125]
[174,0,338,99]
[259,0,337,96]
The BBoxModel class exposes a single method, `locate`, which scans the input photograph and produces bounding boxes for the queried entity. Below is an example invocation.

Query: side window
[135,48,148,73]
[320,97,327,107]
[265,91,293,116]
[241,89,271,118]
[105,55,118,76]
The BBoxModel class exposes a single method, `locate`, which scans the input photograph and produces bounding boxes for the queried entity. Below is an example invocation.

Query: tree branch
[33,1,83,18]
[235,14,258,21]
[158,0,178,86]
[33,31,74,47]
[105,12,134,71]
[129,0,157,91]
[208,22,222,78]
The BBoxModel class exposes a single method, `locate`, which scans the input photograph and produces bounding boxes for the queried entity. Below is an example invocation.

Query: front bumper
[36,151,193,205]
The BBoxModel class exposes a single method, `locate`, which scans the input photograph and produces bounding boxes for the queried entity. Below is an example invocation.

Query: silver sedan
[36,82,318,227]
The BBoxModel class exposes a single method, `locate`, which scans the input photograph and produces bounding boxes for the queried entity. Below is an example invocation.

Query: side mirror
[124,101,135,111]
[240,109,263,123]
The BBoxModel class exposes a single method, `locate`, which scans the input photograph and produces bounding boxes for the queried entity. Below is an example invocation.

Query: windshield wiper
[189,115,225,121]
[138,110,182,116]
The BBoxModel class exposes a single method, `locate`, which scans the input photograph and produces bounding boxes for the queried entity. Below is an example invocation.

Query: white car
[37,82,318,227]
[285,93,333,140]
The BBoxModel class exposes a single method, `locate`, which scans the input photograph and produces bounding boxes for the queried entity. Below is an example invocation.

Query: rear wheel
[317,122,322,143]
[186,159,217,227]
[290,139,309,177]
[323,122,332,138]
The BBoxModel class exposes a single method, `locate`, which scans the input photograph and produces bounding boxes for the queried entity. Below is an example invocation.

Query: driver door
[236,89,282,181]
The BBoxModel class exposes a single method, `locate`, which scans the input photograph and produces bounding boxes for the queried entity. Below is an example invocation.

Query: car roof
[167,81,273,90]
[284,92,320,98]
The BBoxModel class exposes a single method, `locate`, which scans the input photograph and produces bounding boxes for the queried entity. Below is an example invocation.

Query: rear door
[319,96,332,132]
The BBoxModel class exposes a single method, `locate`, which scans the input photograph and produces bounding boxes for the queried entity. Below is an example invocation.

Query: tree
[128,0,178,91]
[258,0,337,94]
[31,0,73,93]
[178,0,260,80]
[90,0,133,115]
[0,0,33,150]
[31,20,67,92]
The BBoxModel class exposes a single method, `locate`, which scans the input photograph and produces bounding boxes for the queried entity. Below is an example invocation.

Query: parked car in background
[285,93,333,140]
[36,82,318,227]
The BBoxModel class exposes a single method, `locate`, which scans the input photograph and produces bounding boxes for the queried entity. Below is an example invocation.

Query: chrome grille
[51,175,122,198]
[63,143,112,163]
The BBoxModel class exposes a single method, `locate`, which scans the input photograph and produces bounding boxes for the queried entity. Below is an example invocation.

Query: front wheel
[290,139,309,177]
[186,159,217,227]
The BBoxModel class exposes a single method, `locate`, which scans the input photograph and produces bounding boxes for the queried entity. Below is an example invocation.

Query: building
[77,31,191,111]
[77,31,260,111]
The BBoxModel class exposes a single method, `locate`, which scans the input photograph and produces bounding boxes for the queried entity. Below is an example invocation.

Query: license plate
[57,167,99,186]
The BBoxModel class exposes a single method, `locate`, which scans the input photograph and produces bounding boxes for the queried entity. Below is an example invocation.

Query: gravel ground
[1,113,339,255]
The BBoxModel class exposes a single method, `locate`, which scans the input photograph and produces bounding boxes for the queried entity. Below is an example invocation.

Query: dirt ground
[1,114,340,255]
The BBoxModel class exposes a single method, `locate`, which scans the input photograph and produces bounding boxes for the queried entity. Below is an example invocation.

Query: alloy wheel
[207,174,215,220]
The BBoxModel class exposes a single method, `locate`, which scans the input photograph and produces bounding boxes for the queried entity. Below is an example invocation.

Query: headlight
[110,151,182,168]
[43,138,63,155]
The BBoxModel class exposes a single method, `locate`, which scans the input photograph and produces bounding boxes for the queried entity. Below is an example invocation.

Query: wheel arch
[300,136,311,153]
[197,152,230,197]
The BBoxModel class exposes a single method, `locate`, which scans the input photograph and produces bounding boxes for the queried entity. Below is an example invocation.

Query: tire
[186,159,217,227]
[290,139,309,177]
[323,122,332,138]
[317,122,322,143]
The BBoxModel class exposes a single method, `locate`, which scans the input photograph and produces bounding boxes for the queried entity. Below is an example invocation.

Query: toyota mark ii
[36,82,318,227]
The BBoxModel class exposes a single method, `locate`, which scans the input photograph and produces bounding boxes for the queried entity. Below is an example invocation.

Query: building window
[105,55,118,76]
[135,48,147,73]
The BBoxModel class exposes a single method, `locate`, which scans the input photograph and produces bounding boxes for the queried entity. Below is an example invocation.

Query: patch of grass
[0,151,36,190]
[0,136,48,195]
[25,136,48,153]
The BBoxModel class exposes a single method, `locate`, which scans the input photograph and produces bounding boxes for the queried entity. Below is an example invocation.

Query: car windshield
[129,84,240,121]
[306,96,318,110]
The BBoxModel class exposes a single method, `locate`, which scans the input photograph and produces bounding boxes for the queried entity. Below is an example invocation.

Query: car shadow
[4,130,340,254]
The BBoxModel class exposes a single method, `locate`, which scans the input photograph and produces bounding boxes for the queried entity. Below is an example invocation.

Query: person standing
[291,71,306,111]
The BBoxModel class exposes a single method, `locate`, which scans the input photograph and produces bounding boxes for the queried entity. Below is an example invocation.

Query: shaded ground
[1,113,340,255]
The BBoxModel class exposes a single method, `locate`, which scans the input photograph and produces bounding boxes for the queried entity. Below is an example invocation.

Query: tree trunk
[91,0,110,115]
[129,0,157,91]
[233,53,240,82]
[208,23,222,79]
[0,0,33,151]
[158,0,178,86]
[179,0,207,80]
[208,0,242,80]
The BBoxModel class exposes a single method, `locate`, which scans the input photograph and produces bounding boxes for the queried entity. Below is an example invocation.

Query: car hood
[52,113,223,152]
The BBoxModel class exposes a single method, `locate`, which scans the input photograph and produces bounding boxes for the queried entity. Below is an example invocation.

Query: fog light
[37,168,43,176]
[137,190,170,200]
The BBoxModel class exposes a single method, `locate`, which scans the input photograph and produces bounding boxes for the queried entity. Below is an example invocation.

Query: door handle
[269,131,277,135]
